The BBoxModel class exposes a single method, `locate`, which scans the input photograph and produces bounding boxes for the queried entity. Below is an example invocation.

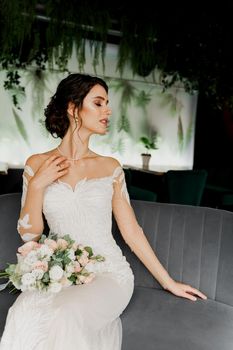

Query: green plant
[0,2,233,111]
[140,135,158,154]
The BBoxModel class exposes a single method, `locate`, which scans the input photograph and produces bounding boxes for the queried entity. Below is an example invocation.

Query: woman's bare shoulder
[97,156,122,174]
[24,148,58,173]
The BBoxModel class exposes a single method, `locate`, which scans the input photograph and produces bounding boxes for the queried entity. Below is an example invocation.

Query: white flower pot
[141,153,151,170]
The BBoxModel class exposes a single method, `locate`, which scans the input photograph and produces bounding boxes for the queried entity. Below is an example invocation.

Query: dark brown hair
[44,73,108,138]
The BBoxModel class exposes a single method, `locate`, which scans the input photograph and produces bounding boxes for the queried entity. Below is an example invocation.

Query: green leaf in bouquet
[9,273,21,288]
[80,268,89,275]
[75,249,83,257]
[63,256,72,266]
[82,272,90,277]
[62,234,75,246]
[1,265,19,287]
[68,274,77,284]
[36,280,44,291]
[0,270,10,279]
[54,250,66,260]
[48,232,58,241]
[5,263,17,275]
[84,246,93,257]
[42,272,50,284]
[93,255,105,262]
[49,260,63,269]
[39,234,47,244]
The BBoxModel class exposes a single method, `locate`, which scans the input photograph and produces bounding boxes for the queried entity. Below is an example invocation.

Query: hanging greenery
[1,1,233,110]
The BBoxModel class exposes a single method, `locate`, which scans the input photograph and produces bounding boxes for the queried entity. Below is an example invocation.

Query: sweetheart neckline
[24,164,123,193]
[56,174,115,193]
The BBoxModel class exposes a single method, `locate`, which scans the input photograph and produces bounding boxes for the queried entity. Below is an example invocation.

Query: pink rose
[78,275,86,283]
[57,239,68,250]
[44,239,58,251]
[18,241,40,256]
[74,261,82,273]
[60,276,72,287]
[82,250,89,258]
[32,260,48,272]
[72,242,78,250]
[78,256,89,266]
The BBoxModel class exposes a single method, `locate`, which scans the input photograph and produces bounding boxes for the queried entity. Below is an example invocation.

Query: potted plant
[140,134,158,169]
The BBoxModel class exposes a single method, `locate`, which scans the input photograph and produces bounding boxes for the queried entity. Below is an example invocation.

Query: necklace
[56,146,92,161]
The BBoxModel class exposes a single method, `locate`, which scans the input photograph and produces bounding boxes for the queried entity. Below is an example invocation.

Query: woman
[0,73,207,350]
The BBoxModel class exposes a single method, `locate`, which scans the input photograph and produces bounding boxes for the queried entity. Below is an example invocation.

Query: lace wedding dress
[0,164,135,350]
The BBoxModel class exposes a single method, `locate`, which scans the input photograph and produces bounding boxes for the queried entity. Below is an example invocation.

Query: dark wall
[194,93,233,169]
[193,94,233,211]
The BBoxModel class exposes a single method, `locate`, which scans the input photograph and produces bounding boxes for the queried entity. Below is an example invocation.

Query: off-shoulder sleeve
[18,164,43,242]
[112,165,143,246]
[112,166,131,204]
[21,164,35,208]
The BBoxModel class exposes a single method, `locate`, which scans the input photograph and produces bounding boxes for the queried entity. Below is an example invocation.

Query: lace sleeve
[112,166,130,204]
[17,165,40,242]
[21,165,35,208]
[112,165,143,249]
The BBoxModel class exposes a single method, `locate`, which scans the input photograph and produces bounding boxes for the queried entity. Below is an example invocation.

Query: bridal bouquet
[0,233,105,294]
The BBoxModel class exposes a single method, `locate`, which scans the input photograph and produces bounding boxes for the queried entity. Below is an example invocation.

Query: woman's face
[77,84,112,135]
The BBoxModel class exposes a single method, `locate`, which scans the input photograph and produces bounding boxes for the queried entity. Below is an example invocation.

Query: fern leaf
[186,120,194,147]
[12,108,30,146]
[178,115,184,151]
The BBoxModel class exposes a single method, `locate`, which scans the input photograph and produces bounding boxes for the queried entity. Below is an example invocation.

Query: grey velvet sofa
[1,193,233,349]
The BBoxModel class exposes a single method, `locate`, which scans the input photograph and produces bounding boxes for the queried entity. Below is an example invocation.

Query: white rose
[37,245,53,259]
[49,265,64,281]
[31,269,44,280]
[65,263,75,277]
[49,282,62,293]
[67,249,76,261]
[21,272,36,287]
[18,262,31,273]
[23,251,38,266]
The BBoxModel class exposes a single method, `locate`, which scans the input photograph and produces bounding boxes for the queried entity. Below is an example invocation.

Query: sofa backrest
[1,193,233,306]
[0,193,22,268]
[113,200,233,307]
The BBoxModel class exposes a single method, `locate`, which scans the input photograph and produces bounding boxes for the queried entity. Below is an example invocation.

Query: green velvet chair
[123,169,157,202]
[165,169,208,206]
[129,185,157,202]
[219,193,233,211]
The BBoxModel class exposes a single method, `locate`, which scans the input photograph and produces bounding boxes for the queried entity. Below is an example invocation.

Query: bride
[0,73,207,349]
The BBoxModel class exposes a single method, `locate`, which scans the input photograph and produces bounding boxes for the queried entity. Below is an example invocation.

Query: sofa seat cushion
[122,286,233,350]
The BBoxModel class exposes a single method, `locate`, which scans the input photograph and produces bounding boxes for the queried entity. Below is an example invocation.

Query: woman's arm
[17,156,46,242]
[18,154,70,242]
[111,160,207,301]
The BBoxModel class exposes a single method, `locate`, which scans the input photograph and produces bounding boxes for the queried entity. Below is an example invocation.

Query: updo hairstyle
[44,73,108,138]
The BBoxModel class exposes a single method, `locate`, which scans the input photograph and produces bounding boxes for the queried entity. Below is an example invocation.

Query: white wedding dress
[0,163,136,350]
